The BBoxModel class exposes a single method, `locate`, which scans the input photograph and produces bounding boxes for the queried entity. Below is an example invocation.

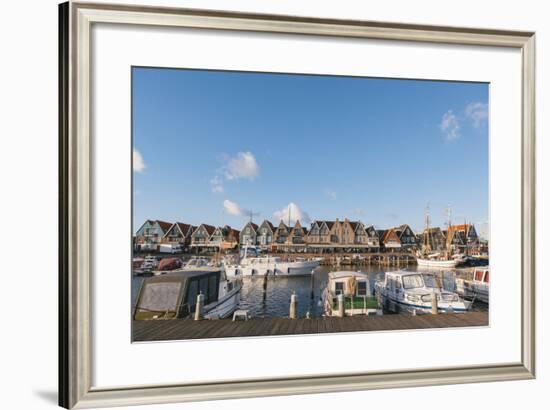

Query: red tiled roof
[156,220,173,232]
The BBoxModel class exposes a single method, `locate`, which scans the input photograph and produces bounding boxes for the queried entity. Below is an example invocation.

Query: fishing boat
[323,271,382,316]
[416,255,460,268]
[456,267,489,303]
[375,271,472,314]
[224,246,321,277]
[417,206,463,268]
[133,268,242,320]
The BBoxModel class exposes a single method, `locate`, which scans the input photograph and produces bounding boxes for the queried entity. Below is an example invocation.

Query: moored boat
[133,268,242,320]
[416,256,460,268]
[456,267,489,303]
[323,271,382,316]
[375,270,471,314]
[224,246,321,277]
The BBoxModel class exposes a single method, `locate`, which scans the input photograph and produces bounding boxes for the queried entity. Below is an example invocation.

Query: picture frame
[59,1,536,408]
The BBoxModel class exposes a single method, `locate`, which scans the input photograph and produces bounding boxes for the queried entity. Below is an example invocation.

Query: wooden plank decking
[133,311,488,342]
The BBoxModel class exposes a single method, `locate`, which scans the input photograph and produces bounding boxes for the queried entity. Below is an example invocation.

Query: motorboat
[181,257,210,270]
[456,267,489,303]
[375,270,472,314]
[323,271,381,316]
[152,257,182,276]
[133,268,242,320]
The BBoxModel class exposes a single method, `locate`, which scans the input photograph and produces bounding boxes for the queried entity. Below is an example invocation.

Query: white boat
[133,268,242,320]
[375,270,472,314]
[181,257,210,270]
[224,246,321,277]
[456,267,489,303]
[323,271,382,316]
[416,257,460,268]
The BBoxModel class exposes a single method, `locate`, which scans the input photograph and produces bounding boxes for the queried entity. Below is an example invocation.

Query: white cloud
[273,202,311,225]
[325,189,337,200]
[440,110,460,141]
[465,102,488,127]
[223,151,260,181]
[223,199,254,218]
[133,149,146,173]
[210,176,224,193]
[347,208,366,216]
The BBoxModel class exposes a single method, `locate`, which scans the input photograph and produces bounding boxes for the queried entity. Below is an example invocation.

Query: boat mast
[445,206,452,258]
[422,205,431,257]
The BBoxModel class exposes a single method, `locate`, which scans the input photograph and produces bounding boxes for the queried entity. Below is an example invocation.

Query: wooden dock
[133,311,488,342]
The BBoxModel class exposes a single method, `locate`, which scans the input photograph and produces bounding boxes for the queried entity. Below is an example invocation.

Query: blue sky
[133,67,489,237]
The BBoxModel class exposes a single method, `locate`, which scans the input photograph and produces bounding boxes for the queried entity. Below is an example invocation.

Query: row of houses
[135,218,484,254]
[134,220,240,252]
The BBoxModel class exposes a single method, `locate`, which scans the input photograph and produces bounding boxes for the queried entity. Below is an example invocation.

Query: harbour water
[131,264,488,318]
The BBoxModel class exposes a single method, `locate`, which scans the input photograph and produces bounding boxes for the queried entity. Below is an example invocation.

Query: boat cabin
[474,268,490,283]
[134,269,224,320]
[328,271,372,297]
[325,271,380,315]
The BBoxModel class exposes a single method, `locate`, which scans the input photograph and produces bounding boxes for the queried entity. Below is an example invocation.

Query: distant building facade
[162,222,196,249]
[135,219,172,251]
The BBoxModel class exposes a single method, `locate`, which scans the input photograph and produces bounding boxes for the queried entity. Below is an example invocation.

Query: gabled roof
[258,220,275,232]
[242,222,259,231]
[136,219,173,235]
[227,228,240,238]
[164,222,194,238]
[317,220,335,229]
[381,228,400,243]
[393,224,415,238]
[155,220,173,232]
[193,223,216,236]
[276,221,289,231]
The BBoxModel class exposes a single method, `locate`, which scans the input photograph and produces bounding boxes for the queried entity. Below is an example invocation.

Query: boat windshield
[402,274,425,289]
[422,274,437,288]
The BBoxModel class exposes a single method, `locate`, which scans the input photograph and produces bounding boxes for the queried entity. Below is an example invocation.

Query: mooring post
[431,291,438,315]
[194,293,205,320]
[262,274,268,301]
[289,292,298,319]
[337,293,345,317]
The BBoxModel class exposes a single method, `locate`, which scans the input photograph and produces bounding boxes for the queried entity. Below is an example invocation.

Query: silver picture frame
[59,1,536,408]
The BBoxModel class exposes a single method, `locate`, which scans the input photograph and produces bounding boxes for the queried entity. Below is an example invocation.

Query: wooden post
[289,292,298,319]
[194,293,205,320]
[431,291,438,315]
[262,274,268,301]
[337,293,345,317]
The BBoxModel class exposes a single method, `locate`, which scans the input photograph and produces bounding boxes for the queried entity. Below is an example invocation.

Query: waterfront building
[418,227,447,252]
[378,228,402,250]
[392,224,418,250]
[274,221,290,245]
[162,222,196,248]
[287,220,308,246]
[446,224,479,254]
[190,223,217,250]
[210,225,240,250]
[134,219,172,251]
[307,221,333,245]
[239,222,259,246]
[256,220,275,249]
[365,225,380,249]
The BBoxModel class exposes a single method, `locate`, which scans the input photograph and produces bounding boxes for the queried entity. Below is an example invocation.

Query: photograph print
[131,67,489,342]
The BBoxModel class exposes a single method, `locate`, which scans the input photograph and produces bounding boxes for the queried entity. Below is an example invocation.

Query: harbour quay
[133,311,489,341]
